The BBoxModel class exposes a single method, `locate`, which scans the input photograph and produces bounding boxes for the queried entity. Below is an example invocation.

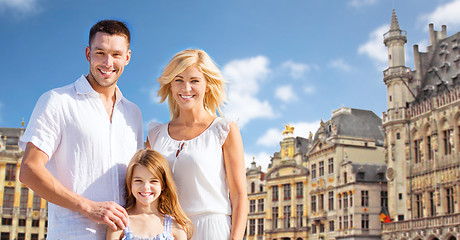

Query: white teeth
[139,192,152,197]
[181,95,193,99]
[100,69,113,74]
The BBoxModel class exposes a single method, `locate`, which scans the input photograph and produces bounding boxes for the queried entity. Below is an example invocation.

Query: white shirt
[19,75,143,240]
[147,118,232,217]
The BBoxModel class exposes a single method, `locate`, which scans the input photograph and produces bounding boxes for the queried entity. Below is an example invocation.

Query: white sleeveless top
[147,117,232,217]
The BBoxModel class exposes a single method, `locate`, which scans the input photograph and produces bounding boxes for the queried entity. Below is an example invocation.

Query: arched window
[251,182,255,193]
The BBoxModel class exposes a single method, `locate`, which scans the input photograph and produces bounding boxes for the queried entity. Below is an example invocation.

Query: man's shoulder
[38,81,77,105]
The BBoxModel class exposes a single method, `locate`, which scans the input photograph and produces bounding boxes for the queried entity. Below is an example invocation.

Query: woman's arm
[223,122,248,240]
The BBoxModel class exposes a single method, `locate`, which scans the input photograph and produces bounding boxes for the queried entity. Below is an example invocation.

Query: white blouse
[148,117,232,217]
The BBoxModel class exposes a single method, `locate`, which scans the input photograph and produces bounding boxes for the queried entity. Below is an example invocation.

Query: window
[2,187,14,209]
[258,199,264,212]
[1,233,10,240]
[251,182,255,193]
[18,219,26,226]
[339,216,342,229]
[249,200,256,213]
[319,161,324,177]
[447,187,455,214]
[296,182,303,198]
[259,184,263,192]
[339,194,342,209]
[429,191,436,216]
[350,192,353,207]
[31,234,38,240]
[283,184,291,200]
[328,191,334,210]
[344,171,347,184]
[343,192,348,209]
[329,220,335,232]
[312,224,317,234]
[415,193,423,218]
[361,191,369,207]
[344,215,348,229]
[272,207,278,229]
[257,219,264,235]
[5,164,16,181]
[272,186,279,201]
[381,191,388,209]
[311,195,317,212]
[249,219,255,236]
[443,129,453,155]
[319,194,324,211]
[283,206,291,228]
[319,223,325,233]
[328,158,334,174]
[350,214,353,228]
[296,204,303,228]
[32,220,39,227]
[33,194,41,211]
[1,218,12,226]
[414,139,422,163]
[311,164,317,179]
[20,188,29,210]
[362,214,369,230]
[426,135,432,160]
[396,132,400,139]
[17,233,25,240]
[398,193,403,200]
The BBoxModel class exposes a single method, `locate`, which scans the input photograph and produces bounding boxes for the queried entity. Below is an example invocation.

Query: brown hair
[125,149,193,239]
[89,19,131,47]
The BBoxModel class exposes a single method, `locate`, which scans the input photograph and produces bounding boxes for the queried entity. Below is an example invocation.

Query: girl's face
[131,165,162,208]
[170,66,208,112]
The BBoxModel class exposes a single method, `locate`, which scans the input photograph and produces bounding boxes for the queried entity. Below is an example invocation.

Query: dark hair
[88,19,130,47]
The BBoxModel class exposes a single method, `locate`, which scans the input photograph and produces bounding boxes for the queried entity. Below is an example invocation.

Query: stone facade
[0,127,47,240]
[382,10,460,240]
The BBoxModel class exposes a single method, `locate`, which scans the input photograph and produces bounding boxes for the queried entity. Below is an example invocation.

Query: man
[19,20,143,239]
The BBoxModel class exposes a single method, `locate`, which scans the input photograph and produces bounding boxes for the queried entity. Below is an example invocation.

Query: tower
[382,10,413,222]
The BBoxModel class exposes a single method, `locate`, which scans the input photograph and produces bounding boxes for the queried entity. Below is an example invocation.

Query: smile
[139,192,153,197]
[99,69,115,75]
[180,94,194,100]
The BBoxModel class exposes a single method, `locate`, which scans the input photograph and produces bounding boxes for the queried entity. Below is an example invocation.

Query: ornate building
[246,158,266,240]
[0,127,47,240]
[382,10,460,240]
[245,106,387,240]
[307,107,386,240]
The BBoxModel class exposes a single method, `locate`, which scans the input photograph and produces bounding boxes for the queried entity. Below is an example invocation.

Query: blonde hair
[125,149,193,239]
[157,49,226,120]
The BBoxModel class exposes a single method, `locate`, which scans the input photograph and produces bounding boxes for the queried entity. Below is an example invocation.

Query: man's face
[85,32,131,90]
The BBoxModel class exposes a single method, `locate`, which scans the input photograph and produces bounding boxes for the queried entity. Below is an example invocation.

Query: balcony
[383,66,411,83]
[410,152,460,176]
[382,213,460,234]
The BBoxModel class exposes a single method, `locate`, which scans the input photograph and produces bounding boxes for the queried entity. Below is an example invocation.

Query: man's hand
[81,200,129,231]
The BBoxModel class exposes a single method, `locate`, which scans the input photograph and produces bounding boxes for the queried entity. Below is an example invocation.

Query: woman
[147,49,248,240]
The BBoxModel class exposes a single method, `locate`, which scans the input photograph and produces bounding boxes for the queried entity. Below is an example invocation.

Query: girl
[106,149,193,240]
[147,49,248,239]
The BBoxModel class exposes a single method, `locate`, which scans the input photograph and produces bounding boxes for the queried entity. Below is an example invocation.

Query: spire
[390,9,401,31]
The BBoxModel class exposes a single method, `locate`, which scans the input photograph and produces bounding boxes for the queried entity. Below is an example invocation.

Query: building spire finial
[390,9,401,31]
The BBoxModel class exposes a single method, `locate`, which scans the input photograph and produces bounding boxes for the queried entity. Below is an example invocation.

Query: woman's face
[170,66,208,112]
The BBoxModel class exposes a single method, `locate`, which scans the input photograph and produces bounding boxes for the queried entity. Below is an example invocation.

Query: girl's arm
[223,122,249,240]
[106,226,123,240]
[172,223,188,240]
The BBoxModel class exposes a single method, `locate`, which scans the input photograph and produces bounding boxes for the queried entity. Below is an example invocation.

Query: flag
[380,206,391,223]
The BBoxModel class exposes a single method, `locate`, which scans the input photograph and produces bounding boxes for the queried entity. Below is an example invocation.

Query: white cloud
[256,120,320,148]
[275,85,298,103]
[245,151,271,172]
[358,24,389,69]
[281,60,311,79]
[0,0,39,16]
[329,58,352,72]
[257,128,282,147]
[348,0,377,7]
[304,86,316,94]
[223,56,275,127]
[419,0,460,30]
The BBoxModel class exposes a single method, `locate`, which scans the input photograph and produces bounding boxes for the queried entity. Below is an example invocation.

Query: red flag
[380,206,391,223]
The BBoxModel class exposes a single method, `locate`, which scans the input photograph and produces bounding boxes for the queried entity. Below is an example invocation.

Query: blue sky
[1,0,460,171]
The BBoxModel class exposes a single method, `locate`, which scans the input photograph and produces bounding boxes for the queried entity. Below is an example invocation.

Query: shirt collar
[74,75,125,103]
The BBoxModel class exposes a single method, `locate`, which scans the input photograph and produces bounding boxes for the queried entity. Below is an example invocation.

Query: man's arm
[19,142,129,231]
